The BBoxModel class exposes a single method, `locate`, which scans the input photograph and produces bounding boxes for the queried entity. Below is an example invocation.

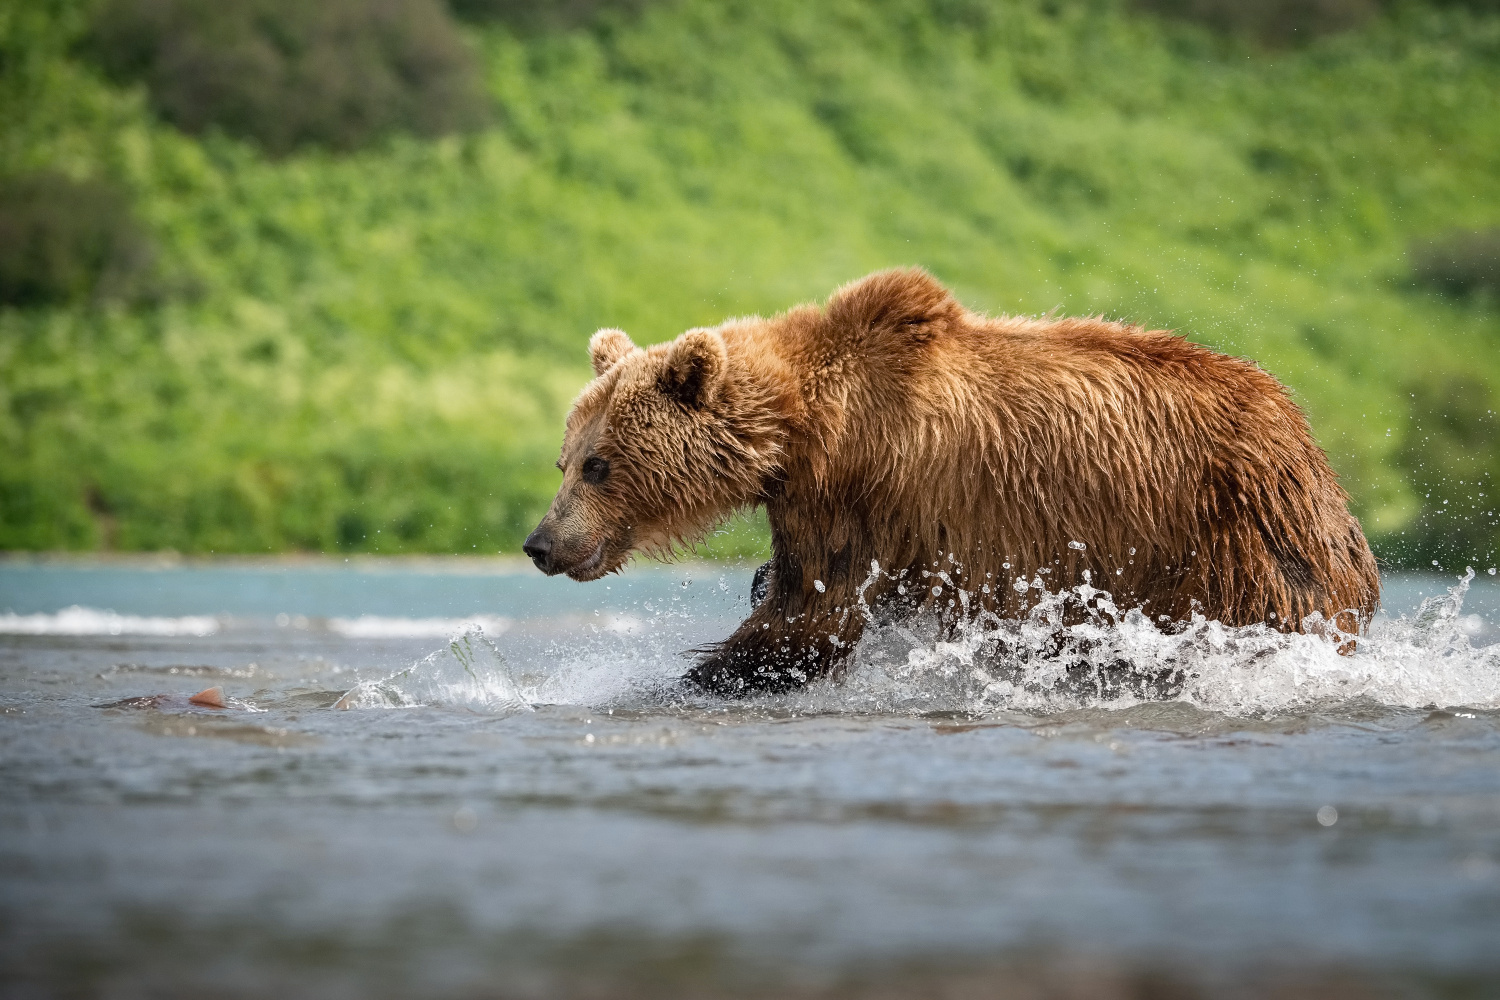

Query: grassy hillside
[2,0,1499,567]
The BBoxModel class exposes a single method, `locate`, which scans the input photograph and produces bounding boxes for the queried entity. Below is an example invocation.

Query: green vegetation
[85,0,489,155]
[1134,0,1383,46]
[2,0,1499,567]
[0,170,154,306]
[1411,228,1500,298]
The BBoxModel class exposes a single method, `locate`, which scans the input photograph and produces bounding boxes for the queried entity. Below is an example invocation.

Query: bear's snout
[522,526,555,573]
[524,522,609,578]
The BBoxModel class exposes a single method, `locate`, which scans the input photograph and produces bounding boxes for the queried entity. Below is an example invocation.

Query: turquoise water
[0,558,703,619]
[2,560,1499,998]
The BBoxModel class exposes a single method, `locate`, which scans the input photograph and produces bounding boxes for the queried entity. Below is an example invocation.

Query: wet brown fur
[530,269,1381,695]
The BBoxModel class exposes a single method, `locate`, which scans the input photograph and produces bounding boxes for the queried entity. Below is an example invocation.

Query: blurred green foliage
[1411,229,1500,298]
[1134,0,1382,46]
[1,0,1498,567]
[446,0,647,31]
[0,170,154,306]
[85,0,489,155]
[1137,0,1500,44]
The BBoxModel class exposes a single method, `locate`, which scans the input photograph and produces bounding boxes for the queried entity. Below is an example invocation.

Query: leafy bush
[1411,229,1500,297]
[446,0,647,29]
[0,172,153,308]
[86,0,488,155]
[1434,0,1500,11]
[1134,0,1380,44]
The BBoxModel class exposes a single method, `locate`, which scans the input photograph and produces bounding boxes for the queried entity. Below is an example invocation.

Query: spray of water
[338,568,1500,717]
[784,566,1500,717]
[334,629,530,713]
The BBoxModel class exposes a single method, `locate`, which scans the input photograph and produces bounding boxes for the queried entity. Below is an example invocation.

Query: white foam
[601,613,646,635]
[0,606,219,637]
[782,567,1500,717]
[335,615,691,712]
[332,569,1500,718]
[327,615,512,639]
[335,626,530,712]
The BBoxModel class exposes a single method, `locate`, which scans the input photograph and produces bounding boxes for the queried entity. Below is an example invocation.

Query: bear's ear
[659,329,727,410]
[827,268,960,340]
[589,328,636,376]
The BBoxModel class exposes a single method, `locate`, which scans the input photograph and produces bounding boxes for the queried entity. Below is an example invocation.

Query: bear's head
[523,323,783,580]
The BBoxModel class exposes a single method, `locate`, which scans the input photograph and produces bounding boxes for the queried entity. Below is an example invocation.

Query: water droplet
[1317,805,1338,827]
[813,579,826,593]
[1068,540,1086,551]
[584,732,595,744]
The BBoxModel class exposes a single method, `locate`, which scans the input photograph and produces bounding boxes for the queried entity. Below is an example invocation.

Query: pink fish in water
[188,686,226,708]
[95,686,231,711]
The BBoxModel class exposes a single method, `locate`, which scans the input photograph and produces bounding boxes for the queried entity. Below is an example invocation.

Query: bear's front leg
[685,569,867,697]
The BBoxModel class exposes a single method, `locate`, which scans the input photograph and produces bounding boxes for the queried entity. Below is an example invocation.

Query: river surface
[2,558,1499,999]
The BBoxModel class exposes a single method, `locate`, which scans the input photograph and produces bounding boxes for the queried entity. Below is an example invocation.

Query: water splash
[336,571,1500,718]
[784,567,1500,717]
[335,627,530,713]
[334,616,695,712]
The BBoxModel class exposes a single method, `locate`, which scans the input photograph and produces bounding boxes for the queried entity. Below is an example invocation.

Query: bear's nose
[522,528,553,572]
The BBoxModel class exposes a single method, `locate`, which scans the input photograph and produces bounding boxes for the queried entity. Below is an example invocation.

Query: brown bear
[523,269,1380,695]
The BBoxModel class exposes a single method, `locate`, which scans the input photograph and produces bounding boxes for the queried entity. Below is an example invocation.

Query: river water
[2,559,1499,999]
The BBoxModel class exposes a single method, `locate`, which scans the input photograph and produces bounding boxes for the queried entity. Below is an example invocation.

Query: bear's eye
[581,456,610,485]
